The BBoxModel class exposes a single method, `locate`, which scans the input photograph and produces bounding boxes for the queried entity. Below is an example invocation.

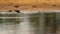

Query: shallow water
[0,12,59,34]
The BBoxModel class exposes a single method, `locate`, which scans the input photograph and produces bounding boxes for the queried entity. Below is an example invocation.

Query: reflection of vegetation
[4,18,19,23]
[5,14,16,17]
[24,13,40,28]
[0,13,21,17]
[45,13,56,28]
[56,13,60,26]
[0,18,3,23]
[0,14,3,17]
[4,13,21,17]
[22,13,40,18]
[0,13,21,24]
[44,13,56,34]
[29,17,39,27]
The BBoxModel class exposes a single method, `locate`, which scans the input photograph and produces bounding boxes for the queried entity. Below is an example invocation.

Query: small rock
[32,6,37,7]
[53,5,56,6]
[9,10,12,12]
[14,10,20,13]
[14,5,19,8]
